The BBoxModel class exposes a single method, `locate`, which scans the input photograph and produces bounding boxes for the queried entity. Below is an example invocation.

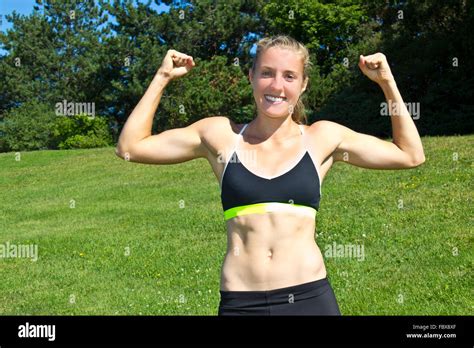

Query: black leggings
[218,277,341,316]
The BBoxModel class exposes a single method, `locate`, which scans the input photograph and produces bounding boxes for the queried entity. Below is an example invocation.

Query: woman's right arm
[115,49,209,164]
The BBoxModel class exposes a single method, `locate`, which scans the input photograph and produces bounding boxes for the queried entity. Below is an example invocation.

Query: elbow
[115,143,130,161]
[410,152,426,167]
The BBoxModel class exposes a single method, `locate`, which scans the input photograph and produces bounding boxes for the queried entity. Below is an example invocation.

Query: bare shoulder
[306,120,343,135]
[305,120,348,169]
[304,120,345,147]
[197,116,243,138]
[196,116,244,156]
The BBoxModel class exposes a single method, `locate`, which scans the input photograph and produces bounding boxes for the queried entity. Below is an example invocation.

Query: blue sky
[1,0,36,31]
[0,0,37,17]
[0,0,169,32]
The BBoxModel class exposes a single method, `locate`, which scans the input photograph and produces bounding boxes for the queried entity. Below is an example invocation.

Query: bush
[1,101,57,152]
[52,115,113,149]
[0,103,113,152]
[58,132,110,149]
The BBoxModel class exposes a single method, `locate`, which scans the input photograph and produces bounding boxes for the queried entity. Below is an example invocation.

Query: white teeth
[264,95,286,103]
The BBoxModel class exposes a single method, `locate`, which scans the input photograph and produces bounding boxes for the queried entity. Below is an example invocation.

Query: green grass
[0,135,472,315]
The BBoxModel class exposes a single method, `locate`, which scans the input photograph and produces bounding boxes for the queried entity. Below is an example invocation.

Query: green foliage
[0,0,110,114]
[1,101,57,152]
[262,0,474,135]
[157,56,254,130]
[378,0,474,135]
[263,0,367,74]
[262,0,382,122]
[0,102,112,151]
[58,133,110,149]
[0,0,472,152]
[318,0,474,135]
[100,0,171,124]
[102,0,263,131]
[52,114,113,149]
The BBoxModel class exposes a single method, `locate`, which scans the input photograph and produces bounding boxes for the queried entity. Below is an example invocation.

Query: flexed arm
[327,53,425,169]
[115,50,210,164]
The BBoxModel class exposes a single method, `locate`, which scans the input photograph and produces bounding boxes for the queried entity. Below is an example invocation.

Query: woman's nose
[269,75,284,90]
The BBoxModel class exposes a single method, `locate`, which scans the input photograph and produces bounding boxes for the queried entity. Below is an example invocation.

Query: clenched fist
[358,53,394,85]
[158,49,195,80]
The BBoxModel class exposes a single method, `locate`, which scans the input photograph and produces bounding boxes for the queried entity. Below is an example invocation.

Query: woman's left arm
[328,53,425,169]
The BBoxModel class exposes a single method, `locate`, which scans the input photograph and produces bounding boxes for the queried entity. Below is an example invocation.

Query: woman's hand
[358,53,394,85]
[157,49,195,80]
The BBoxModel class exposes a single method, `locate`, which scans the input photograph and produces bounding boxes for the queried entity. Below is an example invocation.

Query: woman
[116,36,425,315]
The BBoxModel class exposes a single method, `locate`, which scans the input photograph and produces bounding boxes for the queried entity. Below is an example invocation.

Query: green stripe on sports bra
[224,202,317,221]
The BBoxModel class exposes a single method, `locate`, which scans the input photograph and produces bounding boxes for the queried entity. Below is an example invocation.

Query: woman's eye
[286,75,295,80]
[262,71,272,77]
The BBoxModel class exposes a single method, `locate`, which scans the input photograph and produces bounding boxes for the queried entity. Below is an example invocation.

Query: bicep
[125,120,208,165]
[333,124,417,169]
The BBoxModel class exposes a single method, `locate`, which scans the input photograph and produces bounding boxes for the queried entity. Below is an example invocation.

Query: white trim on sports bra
[220,123,249,188]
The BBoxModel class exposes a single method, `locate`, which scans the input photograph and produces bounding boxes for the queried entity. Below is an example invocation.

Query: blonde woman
[116,36,425,315]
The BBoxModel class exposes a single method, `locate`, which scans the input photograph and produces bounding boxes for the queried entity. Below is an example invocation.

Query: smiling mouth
[264,94,287,103]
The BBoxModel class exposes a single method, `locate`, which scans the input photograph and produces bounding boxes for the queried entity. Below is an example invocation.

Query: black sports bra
[220,123,321,220]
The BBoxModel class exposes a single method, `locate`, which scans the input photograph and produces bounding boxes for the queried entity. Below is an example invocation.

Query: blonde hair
[251,35,311,124]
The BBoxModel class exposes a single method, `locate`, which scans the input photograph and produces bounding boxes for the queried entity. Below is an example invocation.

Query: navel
[267,249,273,259]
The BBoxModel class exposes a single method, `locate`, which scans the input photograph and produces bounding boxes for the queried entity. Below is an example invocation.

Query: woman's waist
[220,244,326,291]
[225,240,321,259]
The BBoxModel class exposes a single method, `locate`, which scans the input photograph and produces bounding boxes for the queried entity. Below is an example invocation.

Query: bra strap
[234,123,248,154]
[220,123,248,187]
[239,123,249,136]
[298,124,304,135]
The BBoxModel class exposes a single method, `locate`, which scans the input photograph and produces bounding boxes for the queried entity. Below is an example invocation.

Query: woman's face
[250,46,308,120]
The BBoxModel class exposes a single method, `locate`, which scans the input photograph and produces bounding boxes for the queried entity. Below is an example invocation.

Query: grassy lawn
[0,135,472,315]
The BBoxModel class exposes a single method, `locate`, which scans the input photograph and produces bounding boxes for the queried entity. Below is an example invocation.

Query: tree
[261,0,380,123]
[262,0,474,135]
[320,0,474,135]
[0,0,110,115]
[104,0,264,132]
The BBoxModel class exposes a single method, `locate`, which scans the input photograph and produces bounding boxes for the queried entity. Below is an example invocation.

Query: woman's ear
[301,77,308,94]
[248,70,253,84]
[300,77,308,96]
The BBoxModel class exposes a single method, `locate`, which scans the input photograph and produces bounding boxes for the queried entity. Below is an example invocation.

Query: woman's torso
[202,118,336,291]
